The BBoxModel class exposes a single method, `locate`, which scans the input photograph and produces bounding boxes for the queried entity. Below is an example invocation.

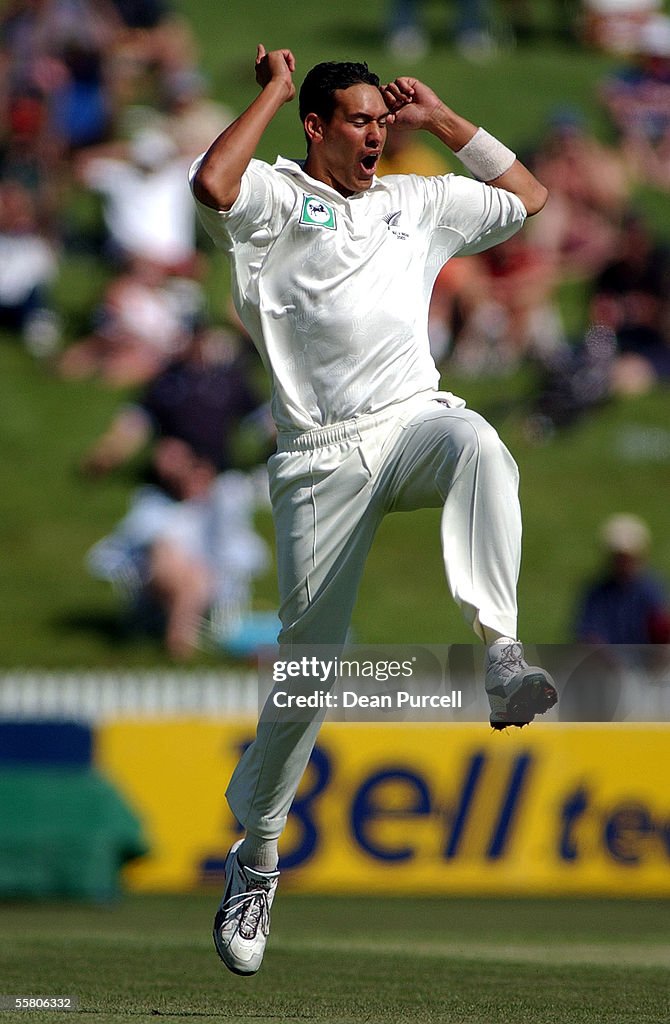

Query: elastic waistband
[276,392,438,453]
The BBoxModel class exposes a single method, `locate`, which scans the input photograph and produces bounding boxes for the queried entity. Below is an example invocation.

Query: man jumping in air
[191,43,557,976]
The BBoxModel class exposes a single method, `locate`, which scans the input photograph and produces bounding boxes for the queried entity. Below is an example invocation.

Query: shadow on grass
[52,609,170,666]
[55,608,137,642]
[51,607,230,668]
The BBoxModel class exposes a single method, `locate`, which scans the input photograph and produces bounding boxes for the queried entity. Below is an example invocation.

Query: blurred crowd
[381,0,670,438]
[2,0,670,656]
[0,0,280,659]
[0,0,233,360]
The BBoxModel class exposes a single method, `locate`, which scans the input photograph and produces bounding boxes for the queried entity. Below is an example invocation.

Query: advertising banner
[97,721,670,895]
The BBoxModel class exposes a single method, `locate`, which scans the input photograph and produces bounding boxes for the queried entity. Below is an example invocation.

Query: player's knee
[446,413,497,459]
[472,415,504,455]
[473,416,519,486]
[447,413,515,473]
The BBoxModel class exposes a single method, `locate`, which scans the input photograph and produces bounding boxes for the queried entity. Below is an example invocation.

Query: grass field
[1,894,669,1023]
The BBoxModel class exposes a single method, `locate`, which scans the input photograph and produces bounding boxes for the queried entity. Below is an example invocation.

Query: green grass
[2,0,670,666]
[0,894,668,1022]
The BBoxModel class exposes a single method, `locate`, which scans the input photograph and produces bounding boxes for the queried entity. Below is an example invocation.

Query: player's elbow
[523,181,549,218]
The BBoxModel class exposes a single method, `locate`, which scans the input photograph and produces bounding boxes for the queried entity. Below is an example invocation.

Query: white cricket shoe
[485,641,557,729]
[212,839,280,975]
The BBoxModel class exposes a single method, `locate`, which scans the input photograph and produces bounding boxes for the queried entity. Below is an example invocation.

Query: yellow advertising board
[96,721,670,895]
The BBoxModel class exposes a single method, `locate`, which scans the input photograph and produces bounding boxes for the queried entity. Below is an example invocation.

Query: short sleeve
[189,156,288,249]
[423,173,527,256]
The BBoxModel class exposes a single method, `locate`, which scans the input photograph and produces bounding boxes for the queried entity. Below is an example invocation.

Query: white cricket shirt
[191,156,526,433]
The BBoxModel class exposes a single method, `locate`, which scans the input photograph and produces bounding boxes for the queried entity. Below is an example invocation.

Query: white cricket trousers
[226,390,521,838]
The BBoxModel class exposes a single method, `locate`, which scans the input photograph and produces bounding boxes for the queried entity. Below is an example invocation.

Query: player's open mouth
[360,153,379,174]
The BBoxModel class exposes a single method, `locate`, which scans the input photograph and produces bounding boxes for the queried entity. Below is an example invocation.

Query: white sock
[238,833,279,872]
[483,628,517,648]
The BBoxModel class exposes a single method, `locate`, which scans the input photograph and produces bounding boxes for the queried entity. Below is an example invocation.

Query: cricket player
[190,44,557,975]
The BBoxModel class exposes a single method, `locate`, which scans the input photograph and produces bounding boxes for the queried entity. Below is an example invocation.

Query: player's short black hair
[298,61,380,125]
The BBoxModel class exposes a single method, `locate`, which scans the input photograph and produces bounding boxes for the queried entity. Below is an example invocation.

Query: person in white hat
[575,513,670,643]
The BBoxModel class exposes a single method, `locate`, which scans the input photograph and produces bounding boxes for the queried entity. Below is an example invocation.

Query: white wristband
[455,127,516,182]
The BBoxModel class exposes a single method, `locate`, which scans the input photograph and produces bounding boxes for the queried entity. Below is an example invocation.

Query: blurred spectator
[104,0,199,114]
[600,14,670,189]
[57,256,199,386]
[384,0,495,60]
[107,0,196,76]
[74,124,197,272]
[528,106,631,280]
[80,323,270,476]
[108,0,173,29]
[0,0,119,152]
[87,438,270,660]
[590,210,670,394]
[445,229,567,374]
[525,209,670,438]
[574,513,670,643]
[161,68,235,160]
[384,0,581,56]
[0,86,61,222]
[0,179,61,355]
[582,0,660,54]
[524,323,617,440]
[49,36,111,152]
[427,255,484,366]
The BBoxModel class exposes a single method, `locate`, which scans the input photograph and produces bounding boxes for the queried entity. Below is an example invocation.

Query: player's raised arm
[192,45,296,211]
[381,76,548,216]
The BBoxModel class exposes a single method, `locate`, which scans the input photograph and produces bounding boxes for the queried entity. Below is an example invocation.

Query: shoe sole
[490,671,557,730]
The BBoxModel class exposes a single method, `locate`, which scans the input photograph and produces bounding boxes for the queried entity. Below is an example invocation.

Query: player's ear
[304,113,324,144]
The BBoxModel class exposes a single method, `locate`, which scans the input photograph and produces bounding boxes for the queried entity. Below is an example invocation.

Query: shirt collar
[274,155,389,199]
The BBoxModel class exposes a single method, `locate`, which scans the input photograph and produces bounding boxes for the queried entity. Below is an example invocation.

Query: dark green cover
[0,766,149,900]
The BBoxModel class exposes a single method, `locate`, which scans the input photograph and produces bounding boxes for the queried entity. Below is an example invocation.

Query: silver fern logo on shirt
[383,210,409,240]
[300,195,337,230]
